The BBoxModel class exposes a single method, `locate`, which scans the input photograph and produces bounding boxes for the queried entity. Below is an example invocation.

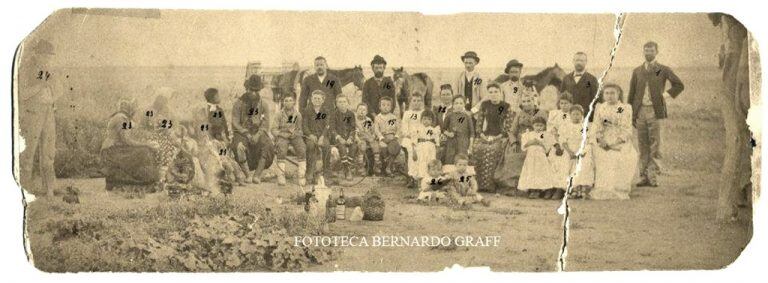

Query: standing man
[362,55,396,118]
[455,51,486,112]
[560,52,600,119]
[499,59,525,110]
[299,56,342,112]
[18,39,58,197]
[231,75,275,184]
[628,41,685,187]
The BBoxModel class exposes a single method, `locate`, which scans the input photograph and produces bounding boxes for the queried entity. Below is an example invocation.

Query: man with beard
[499,59,525,110]
[299,56,342,111]
[456,51,485,111]
[231,75,275,184]
[627,41,685,187]
[559,52,600,119]
[362,55,396,118]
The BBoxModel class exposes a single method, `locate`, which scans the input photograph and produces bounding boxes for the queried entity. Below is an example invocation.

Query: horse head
[351,65,365,90]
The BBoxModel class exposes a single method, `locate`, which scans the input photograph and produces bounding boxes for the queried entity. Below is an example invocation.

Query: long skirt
[494,142,526,189]
[518,146,557,191]
[472,138,505,192]
[592,144,638,200]
[548,151,572,189]
[571,144,595,187]
[101,145,161,191]
[410,141,437,179]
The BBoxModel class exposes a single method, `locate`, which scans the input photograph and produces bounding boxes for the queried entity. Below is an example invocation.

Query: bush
[54,117,105,178]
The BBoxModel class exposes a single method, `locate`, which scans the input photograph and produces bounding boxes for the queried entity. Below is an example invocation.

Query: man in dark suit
[559,52,599,120]
[361,55,397,118]
[299,56,342,111]
[627,41,685,187]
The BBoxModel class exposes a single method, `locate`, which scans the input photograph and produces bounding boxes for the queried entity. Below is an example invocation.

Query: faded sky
[26,10,722,69]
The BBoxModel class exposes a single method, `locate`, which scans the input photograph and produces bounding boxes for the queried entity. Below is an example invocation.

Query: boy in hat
[373,96,401,176]
[272,93,307,186]
[456,51,486,112]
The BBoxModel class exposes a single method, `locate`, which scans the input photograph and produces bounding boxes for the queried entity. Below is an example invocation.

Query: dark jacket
[329,109,357,143]
[207,104,230,141]
[627,62,685,122]
[302,103,333,138]
[299,73,343,111]
[362,76,397,116]
[559,71,600,118]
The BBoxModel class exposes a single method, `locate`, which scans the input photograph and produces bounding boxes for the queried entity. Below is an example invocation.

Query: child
[374,96,401,176]
[330,94,358,180]
[432,84,455,127]
[302,90,333,187]
[518,116,558,199]
[203,88,231,143]
[547,91,573,141]
[401,95,426,186]
[418,159,449,202]
[441,95,475,165]
[559,105,595,199]
[410,110,441,182]
[273,94,307,186]
[211,138,247,186]
[446,154,489,206]
[354,103,380,176]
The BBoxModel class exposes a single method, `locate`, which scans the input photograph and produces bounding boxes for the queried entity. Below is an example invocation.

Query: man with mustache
[560,52,600,120]
[456,51,486,112]
[499,59,525,110]
[299,56,342,111]
[627,41,685,187]
[361,55,397,118]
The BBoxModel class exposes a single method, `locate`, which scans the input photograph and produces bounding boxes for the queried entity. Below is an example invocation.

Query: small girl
[547,91,574,140]
[518,116,558,199]
[559,105,595,199]
[409,110,441,183]
[441,95,475,165]
[546,92,575,199]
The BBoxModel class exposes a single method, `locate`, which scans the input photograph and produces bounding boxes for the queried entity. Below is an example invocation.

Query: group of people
[93,41,684,202]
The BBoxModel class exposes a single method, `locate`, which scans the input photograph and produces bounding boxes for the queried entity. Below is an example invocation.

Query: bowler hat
[505,59,524,74]
[460,51,480,63]
[371,55,387,65]
[244,75,263,91]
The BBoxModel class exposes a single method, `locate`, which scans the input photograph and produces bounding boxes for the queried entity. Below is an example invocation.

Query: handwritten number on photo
[160,119,173,129]
[316,113,327,120]
[326,80,336,88]
[248,108,259,116]
[387,119,396,126]
[212,111,223,118]
[458,117,465,124]
[121,122,132,130]
[200,124,209,131]
[219,148,228,156]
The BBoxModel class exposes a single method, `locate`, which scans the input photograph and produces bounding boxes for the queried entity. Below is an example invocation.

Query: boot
[276,161,287,186]
[252,158,267,184]
[297,161,307,187]
[239,162,252,184]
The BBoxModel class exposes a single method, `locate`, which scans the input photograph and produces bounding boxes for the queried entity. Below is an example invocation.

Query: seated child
[273,94,307,186]
[518,116,558,199]
[330,94,358,180]
[302,90,333,187]
[355,103,380,176]
[210,138,247,186]
[446,154,489,206]
[373,96,401,176]
[418,159,450,202]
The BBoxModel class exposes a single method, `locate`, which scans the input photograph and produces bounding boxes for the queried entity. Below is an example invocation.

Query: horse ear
[555,63,559,67]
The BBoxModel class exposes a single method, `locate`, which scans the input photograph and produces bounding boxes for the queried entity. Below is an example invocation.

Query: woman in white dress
[591,83,639,200]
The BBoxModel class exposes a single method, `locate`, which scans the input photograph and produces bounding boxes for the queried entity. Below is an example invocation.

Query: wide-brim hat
[505,59,524,74]
[460,51,480,63]
[244,75,264,91]
[371,55,387,66]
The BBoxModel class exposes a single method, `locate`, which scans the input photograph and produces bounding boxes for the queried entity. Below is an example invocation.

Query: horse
[271,66,365,103]
[493,63,567,93]
[391,67,434,115]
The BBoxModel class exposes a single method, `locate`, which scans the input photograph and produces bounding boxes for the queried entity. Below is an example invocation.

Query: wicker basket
[362,188,385,221]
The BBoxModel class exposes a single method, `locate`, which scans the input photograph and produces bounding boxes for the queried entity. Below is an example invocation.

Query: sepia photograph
[11,8,759,272]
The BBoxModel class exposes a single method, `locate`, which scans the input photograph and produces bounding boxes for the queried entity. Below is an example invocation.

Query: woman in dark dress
[495,87,548,193]
[471,83,511,192]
